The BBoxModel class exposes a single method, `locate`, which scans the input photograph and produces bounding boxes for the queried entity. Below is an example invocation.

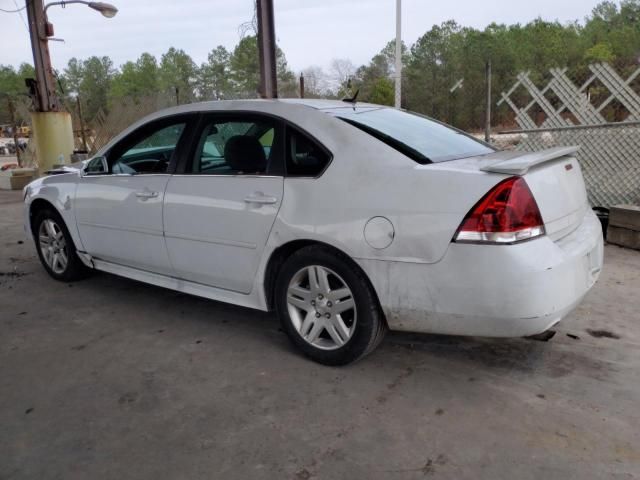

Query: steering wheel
[153,152,170,172]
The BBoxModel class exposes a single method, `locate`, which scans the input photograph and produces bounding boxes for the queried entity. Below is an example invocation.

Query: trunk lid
[519,153,589,240]
[431,147,589,241]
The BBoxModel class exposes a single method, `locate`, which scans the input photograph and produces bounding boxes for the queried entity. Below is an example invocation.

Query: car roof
[278,98,382,110]
[148,98,383,117]
[97,98,387,156]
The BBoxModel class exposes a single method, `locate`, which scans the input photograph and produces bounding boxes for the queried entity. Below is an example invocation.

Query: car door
[163,113,285,293]
[75,115,195,275]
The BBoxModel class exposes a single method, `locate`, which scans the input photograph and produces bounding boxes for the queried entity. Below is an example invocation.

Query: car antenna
[342,89,359,105]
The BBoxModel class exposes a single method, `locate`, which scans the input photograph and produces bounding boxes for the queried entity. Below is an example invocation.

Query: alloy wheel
[38,219,68,275]
[286,265,357,350]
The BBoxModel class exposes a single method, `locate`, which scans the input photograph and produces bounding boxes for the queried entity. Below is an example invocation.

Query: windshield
[332,107,494,163]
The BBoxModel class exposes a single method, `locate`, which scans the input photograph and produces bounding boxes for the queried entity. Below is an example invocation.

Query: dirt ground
[1,189,639,479]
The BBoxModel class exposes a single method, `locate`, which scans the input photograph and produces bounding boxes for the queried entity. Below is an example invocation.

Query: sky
[1,0,605,73]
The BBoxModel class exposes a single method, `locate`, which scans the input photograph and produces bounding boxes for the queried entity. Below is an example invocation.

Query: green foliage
[3,0,639,130]
[159,48,197,104]
[334,1,638,129]
[349,40,408,102]
[584,43,617,63]
[0,63,35,98]
[228,35,296,96]
[197,46,232,100]
[229,36,261,94]
[369,78,395,105]
[0,63,35,123]
[396,0,640,130]
[61,56,115,120]
[110,53,160,100]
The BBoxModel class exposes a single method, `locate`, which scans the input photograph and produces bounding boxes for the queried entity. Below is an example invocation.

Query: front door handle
[135,190,159,200]
[244,192,278,205]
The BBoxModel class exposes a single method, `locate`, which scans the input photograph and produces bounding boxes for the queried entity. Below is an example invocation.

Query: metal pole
[299,73,305,98]
[76,96,88,152]
[25,0,60,112]
[449,90,454,126]
[8,100,22,167]
[256,0,277,98]
[485,60,492,143]
[394,0,402,108]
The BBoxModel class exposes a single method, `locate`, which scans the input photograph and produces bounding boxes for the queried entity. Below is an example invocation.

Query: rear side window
[286,128,330,177]
[190,117,281,175]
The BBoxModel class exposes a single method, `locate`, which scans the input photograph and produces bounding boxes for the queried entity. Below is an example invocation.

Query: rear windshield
[332,107,494,163]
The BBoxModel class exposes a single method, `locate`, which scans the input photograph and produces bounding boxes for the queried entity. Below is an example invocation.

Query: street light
[24,0,118,172]
[43,1,118,39]
[44,1,118,19]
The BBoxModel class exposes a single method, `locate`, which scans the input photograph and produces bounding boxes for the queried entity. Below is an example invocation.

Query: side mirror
[83,156,108,175]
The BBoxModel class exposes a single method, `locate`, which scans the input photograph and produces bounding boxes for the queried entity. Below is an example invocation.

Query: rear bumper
[359,209,604,337]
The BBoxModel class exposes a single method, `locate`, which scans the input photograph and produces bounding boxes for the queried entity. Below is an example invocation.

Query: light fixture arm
[45,0,89,16]
[44,1,118,18]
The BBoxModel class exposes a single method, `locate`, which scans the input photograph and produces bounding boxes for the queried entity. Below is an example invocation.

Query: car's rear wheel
[33,209,88,282]
[275,245,387,365]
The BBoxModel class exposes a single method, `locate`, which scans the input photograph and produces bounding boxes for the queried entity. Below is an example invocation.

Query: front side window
[332,107,494,164]
[110,122,186,174]
[191,118,280,175]
[84,156,108,174]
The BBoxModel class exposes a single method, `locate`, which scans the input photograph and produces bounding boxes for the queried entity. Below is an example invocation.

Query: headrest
[224,135,267,173]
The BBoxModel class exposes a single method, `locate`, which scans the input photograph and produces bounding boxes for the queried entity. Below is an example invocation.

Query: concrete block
[609,204,640,231]
[607,225,640,251]
[0,168,36,190]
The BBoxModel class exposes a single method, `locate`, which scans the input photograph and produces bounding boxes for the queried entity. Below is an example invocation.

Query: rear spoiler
[480,146,579,175]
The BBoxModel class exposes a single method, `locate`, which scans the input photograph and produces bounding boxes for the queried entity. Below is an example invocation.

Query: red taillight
[454,177,545,244]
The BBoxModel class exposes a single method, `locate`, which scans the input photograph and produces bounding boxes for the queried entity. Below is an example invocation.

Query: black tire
[33,208,89,282]
[275,245,387,366]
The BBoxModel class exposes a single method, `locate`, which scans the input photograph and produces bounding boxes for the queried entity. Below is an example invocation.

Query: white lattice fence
[498,63,640,129]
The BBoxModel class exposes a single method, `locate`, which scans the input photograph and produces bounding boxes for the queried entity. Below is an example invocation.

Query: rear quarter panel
[268,110,505,265]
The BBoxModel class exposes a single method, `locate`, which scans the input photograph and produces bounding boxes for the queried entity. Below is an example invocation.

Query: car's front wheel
[33,208,88,282]
[275,245,387,365]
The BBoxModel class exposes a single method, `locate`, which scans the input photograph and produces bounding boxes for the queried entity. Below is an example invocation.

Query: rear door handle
[244,192,278,205]
[135,190,159,199]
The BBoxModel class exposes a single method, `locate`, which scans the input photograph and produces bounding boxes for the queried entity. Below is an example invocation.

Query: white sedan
[23,99,603,365]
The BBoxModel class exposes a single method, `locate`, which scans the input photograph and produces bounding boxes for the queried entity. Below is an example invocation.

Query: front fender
[24,173,84,252]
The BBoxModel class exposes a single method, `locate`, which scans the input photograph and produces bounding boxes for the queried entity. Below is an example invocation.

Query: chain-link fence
[491,122,640,209]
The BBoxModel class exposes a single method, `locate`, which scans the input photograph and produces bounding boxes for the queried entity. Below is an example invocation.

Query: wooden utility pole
[256,0,277,98]
[299,73,305,98]
[25,0,60,112]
